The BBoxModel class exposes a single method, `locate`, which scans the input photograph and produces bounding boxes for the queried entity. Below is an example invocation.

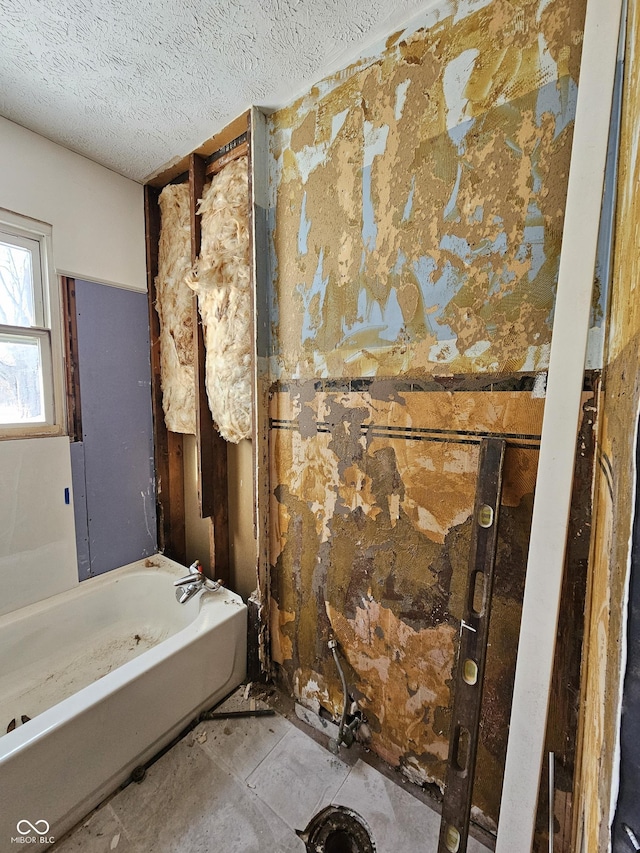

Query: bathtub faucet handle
[173,572,202,587]
[174,561,222,603]
[174,560,204,587]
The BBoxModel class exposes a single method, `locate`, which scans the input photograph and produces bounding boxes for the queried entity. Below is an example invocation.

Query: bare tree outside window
[0,239,46,424]
[0,241,35,326]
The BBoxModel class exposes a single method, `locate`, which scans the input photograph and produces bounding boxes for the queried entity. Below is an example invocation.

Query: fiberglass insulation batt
[187,156,253,443]
[155,183,196,434]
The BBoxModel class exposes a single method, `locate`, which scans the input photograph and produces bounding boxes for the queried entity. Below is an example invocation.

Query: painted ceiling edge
[252,0,492,114]
[141,0,493,185]
[494,1,625,851]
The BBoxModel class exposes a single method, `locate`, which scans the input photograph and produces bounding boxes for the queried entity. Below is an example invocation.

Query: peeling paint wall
[269,0,592,381]
[270,381,543,818]
[266,0,590,837]
[270,380,593,831]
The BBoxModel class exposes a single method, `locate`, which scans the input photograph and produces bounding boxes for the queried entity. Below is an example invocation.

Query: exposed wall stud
[189,152,230,579]
[60,276,82,442]
[248,107,272,674]
[144,184,186,563]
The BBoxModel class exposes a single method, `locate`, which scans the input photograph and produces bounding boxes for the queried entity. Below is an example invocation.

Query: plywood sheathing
[155,183,196,434]
[269,382,595,830]
[576,0,640,846]
[269,0,591,381]
[187,156,253,443]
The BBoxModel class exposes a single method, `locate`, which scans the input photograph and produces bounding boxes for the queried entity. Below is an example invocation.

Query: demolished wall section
[266,0,590,844]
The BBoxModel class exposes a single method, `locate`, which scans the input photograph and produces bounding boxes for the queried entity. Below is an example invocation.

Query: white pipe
[494,1,624,850]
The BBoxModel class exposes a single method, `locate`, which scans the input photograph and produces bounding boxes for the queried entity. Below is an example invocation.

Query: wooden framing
[189,152,230,579]
[146,111,250,187]
[60,276,82,442]
[189,152,212,520]
[144,184,186,563]
[248,107,272,672]
[206,139,249,178]
[144,114,254,586]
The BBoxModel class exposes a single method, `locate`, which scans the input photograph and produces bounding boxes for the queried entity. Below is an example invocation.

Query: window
[0,209,64,437]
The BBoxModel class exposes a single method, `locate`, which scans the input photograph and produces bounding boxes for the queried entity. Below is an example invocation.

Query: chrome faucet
[174,561,222,604]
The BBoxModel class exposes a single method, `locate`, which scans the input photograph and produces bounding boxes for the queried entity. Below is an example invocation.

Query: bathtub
[0,554,247,849]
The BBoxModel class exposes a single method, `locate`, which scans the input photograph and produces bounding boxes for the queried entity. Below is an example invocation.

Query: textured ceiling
[0,0,440,182]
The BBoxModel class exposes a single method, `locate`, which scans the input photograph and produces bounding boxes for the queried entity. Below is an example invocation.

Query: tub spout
[176,584,201,604]
[174,561,222,604]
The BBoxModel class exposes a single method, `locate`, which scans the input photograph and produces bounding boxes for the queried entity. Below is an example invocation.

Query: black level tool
[438,438,506,853]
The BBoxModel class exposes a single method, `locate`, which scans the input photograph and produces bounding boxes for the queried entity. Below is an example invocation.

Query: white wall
[0,437,78,615]
[0,121,148,614]
[0,117,145,290]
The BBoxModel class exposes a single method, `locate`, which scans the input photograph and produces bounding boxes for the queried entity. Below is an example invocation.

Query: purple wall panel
[72,279,156,577]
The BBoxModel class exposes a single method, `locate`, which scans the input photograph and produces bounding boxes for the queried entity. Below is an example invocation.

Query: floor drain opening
[298,806,376,853]
[325,828,360,853]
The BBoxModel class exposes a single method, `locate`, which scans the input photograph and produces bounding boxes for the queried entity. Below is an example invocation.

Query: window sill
[0,424,66,441]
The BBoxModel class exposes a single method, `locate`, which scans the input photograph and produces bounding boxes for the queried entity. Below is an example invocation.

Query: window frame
[0,208,66,439]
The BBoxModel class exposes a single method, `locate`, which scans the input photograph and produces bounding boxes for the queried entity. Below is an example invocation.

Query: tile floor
[52,689,492,853]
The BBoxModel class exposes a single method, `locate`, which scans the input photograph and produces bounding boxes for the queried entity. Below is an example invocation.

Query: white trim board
[494,1,625,850]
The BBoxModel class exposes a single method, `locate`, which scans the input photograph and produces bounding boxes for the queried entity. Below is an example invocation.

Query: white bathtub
[0,555,247,849]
